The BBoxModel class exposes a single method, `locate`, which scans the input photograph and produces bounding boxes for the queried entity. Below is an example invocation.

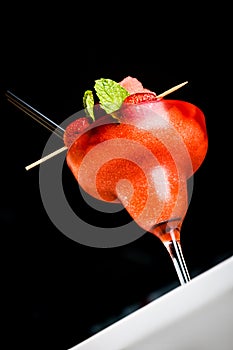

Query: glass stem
[164,229,191,285]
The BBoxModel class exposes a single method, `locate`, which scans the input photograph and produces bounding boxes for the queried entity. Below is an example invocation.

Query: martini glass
[6,86,208,286]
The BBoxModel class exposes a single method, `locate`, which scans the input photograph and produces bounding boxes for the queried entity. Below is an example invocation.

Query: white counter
[68,256,233,350]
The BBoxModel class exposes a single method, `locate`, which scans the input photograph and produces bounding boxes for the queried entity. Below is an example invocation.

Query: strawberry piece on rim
[123,92,158,104]
[63,117,91,148]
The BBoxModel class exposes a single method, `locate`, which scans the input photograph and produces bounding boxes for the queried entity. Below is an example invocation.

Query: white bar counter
[68,256,233,350]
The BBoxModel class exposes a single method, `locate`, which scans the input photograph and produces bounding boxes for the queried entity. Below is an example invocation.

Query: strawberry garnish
[63,117,91,148]
[123,92,157,104]
[64,79,157,147]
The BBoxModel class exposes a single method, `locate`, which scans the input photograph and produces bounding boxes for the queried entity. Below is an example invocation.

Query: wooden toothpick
[25,146,68,171]
[157,81,188,98]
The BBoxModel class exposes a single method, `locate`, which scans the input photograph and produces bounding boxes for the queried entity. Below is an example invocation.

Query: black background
[1,4,232,350]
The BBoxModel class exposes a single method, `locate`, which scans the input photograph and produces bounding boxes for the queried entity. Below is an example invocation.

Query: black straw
[5,90,64,139]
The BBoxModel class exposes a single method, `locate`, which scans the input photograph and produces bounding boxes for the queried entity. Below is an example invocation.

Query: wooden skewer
[157,81,188,98]
[25,146,68,171]
[23,81,188,170]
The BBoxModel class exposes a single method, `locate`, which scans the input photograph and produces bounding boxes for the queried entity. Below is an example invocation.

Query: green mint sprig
[83,90,95,121]
[83,78,130,121]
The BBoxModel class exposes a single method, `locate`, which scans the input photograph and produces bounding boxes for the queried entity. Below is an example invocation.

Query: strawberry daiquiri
[64,77,208,284]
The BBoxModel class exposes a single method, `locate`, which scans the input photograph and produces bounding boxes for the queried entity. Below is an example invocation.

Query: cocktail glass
[6,86,208,286]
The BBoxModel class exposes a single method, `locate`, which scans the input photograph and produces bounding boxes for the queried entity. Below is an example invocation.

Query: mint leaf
[83,90,95,121]
[94,78,130,114]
